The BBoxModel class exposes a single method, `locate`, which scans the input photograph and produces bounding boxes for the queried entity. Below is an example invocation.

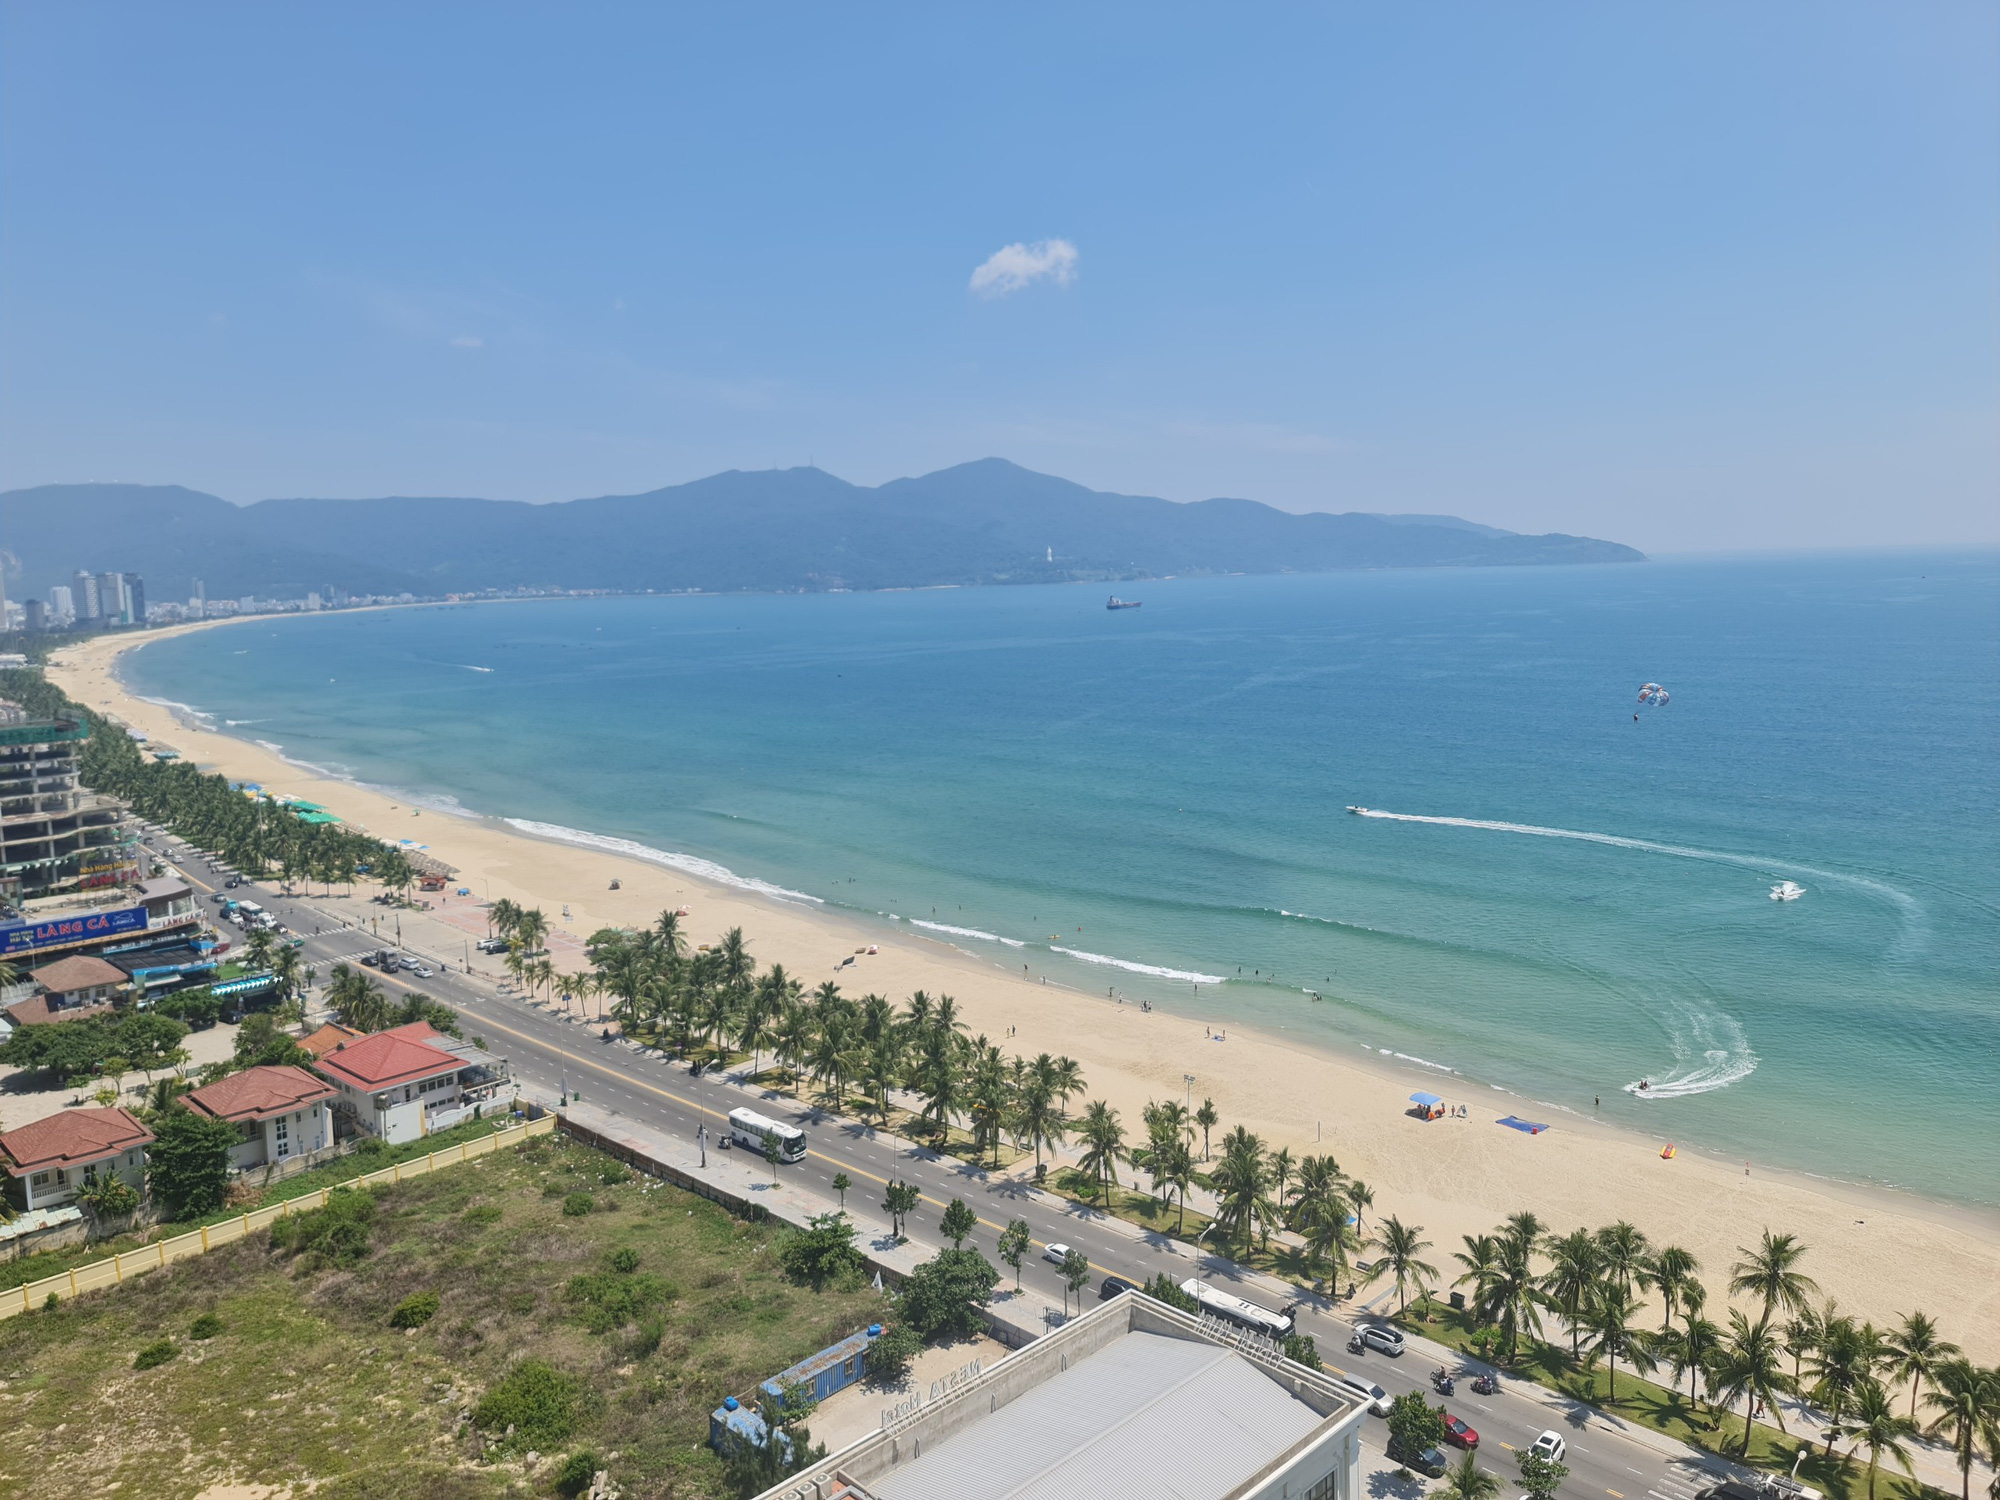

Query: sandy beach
[46,616,2000,1359]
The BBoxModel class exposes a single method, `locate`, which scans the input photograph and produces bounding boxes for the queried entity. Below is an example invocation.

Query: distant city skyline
[1,4,1994,553]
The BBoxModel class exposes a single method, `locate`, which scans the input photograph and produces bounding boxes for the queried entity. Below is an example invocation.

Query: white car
[1530,1431,1566,1464]
[1328,1373,1394,1417]
[407,963,434,978]
[1042,1242,1074,1266]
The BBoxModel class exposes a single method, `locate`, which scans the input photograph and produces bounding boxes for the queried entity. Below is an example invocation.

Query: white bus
[1178,1278,1295,1338]
[728,1107,807,1164]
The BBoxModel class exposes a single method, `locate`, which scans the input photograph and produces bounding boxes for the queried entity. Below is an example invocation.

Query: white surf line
[1350,807,1926,954]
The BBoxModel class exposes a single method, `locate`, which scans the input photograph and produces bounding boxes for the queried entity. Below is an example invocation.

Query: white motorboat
[1769,881,1805,902]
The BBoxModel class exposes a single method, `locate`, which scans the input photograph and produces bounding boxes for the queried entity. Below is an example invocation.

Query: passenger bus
[1178,1277,1295,1338]
[728,1107,807,1164]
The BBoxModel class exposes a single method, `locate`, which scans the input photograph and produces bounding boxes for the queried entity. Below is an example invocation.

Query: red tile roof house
[312,1023,510,1145]
[0,1106,153,1214]
[181,1065,337,1171]
[2,953,129,1031]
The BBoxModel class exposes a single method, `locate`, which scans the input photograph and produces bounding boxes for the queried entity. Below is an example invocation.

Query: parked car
[1327,1373,1393,1417]
[1530,1432,1566,1464]
[1356,1325,1405,1356]
[1442,1415,1480,1449]
[476,937,509,954]
[1388,1440,1448,1478]
[1098,1274,1141,1300]
[1042,1242,1073,1267]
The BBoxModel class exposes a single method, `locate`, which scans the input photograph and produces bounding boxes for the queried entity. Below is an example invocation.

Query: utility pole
[697,1122,708,1168]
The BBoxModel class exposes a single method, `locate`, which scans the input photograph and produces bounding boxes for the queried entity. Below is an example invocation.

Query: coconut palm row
[557,913,1087,1160]
[1407,1214,1997,1499]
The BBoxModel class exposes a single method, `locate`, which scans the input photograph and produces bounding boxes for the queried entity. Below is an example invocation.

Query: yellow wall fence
[0,1114,555,1320]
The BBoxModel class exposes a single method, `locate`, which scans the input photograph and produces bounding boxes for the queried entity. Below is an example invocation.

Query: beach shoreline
[45,615,2000,1358]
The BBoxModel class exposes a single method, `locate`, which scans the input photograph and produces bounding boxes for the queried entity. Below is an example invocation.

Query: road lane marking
[1607,1490,1624,1497]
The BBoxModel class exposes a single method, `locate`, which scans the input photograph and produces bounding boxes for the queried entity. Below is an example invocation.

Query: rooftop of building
[182,1064,337,1124]
[0,1106,153,1177]
[313,1022,464,1092]
[26,954,128,993]
[298,1021,367,1059]
[758,1293,1360,1500]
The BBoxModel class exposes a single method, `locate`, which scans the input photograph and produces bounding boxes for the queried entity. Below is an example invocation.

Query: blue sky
[2,4,1994,552]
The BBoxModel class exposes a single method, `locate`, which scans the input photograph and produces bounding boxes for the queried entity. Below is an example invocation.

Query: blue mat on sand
[1497,1116,1550,1135]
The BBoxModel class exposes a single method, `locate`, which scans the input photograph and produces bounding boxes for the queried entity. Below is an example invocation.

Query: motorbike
[1430,1368,1456,1396]
[1347,1333,1366,1355]
[1471,1373,1497,1396]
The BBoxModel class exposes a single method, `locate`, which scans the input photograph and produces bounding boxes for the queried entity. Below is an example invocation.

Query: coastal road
[154,843,1738,1500]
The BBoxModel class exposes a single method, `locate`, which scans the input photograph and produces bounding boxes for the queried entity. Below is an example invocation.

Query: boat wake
[503,818,823,905]
[1049,945,1224,985]
[1349,806,1925,956]
[1623,997,1758,1100]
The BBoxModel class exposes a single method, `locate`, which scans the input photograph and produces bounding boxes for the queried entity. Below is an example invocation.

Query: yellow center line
[1608,1490,1625,1497]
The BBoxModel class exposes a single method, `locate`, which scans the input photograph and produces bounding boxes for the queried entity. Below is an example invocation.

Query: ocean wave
[1376,1048,1458,1075]
[910,920,1025,948]
[1350,806,1927,957]
[224,718,267,727]
[254,739,358,782]
[503,818,824,905]
[134,693,217,727]
[1048,945,1224,984]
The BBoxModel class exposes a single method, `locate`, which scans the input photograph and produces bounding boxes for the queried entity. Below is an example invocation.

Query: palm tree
[1811,1314,1886,1453]
[1366,1216,1437,1316]
[1011,1054,1067,1175]
[1270,1146,1295,1218]
[1455,1234,1503,1320]
[1650,1246,1701,1332]
[1156,1137,1197,1236]
[1581,1283,1656,1399]
[1346,1178,1375,1236]
[1075,1101,1128,1206]
[1711,1311,1793,1456]
[1883,1311,1960,1420]
[1440,1448,1502,1500]
[1194,1097,1219,1161]
[772,999,814,1096]
[1489,1229,1544,1362]
[1784,1303,1829,1386]
[1923,1359,2000,1500]
[964,1043,1011,1168]
[1052,1056,1085,1118]
[1662,1314,1727,1415]
[1730,1230,1820,1322]
[1209,1125,1276,1254]
[1292,1159,1356,1289]
[1843,1379,1918,1500]
[1596,1221,1652,1299]
[1541,1228,1603,1359]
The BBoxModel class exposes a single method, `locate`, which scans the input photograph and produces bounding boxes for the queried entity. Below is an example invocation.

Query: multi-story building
[72,571,99,622]
[48,585,73,626]
[122,574,145,626]
[95,572,125,626]
[24,601,47,632]
[0,704,132,905]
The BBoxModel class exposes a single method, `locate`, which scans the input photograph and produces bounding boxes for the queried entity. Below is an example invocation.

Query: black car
[1387,1441,1449,1479]
[1099,1275,1141,1301]
[358,952,380,967]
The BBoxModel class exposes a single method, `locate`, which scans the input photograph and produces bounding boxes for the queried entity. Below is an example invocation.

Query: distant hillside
[0,460,1643,602]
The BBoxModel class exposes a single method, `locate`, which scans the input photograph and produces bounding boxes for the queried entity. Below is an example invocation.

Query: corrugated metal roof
[870,1330,1322,1500]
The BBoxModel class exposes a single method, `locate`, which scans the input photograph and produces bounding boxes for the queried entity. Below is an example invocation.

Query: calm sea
[125,553,2000,1206]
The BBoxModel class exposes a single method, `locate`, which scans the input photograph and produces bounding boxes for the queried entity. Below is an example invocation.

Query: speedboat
[1769,881,1804,902]
[1346,805,1369,815]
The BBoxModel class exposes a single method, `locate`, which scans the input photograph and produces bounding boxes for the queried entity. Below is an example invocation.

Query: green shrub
[134,1339,178,1370]
[1282,1331,1321,1369]
[596,1164,629,1185]
[189,1312,224,1340]
[1143,1274,1199,1314]
[629,1316,666,1358]
[777,1211,864,1291]
[866,1323,923,1383]
[608,1245,640,1274]
[463,1203,503,1225]
[472,1359,583,1449]
[554,1450,599,1497]
[565,1271,675,1333]
[352,1136,389,1159]
[269,1187,377,1268]
[390,1291,441,1329]
[896,1246,999,1342]
[562,1192,594,1217]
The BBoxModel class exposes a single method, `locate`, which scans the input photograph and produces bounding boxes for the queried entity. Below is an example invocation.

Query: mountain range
[1,459,1643,602]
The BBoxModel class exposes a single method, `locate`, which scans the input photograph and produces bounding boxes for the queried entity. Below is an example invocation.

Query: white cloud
[450,335,484,348]
[969,239,1079,298]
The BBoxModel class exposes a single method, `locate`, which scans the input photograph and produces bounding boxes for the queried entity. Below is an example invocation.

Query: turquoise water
[126,554,2000,1205]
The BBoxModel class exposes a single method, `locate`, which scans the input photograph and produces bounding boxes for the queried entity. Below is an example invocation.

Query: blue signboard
[0,905,148,958]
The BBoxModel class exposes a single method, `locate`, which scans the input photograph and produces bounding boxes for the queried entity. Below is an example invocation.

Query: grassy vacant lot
[0,1130,886,1500]
[0,1116,518,1294]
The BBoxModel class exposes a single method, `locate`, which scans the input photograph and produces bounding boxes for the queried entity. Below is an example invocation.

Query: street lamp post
[697,1122,708,1169]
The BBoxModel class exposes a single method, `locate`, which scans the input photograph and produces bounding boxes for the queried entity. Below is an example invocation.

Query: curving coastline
[45,617,2000,1359]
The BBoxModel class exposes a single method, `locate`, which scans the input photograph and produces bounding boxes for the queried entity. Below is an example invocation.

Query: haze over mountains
[2,459,1642,602]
